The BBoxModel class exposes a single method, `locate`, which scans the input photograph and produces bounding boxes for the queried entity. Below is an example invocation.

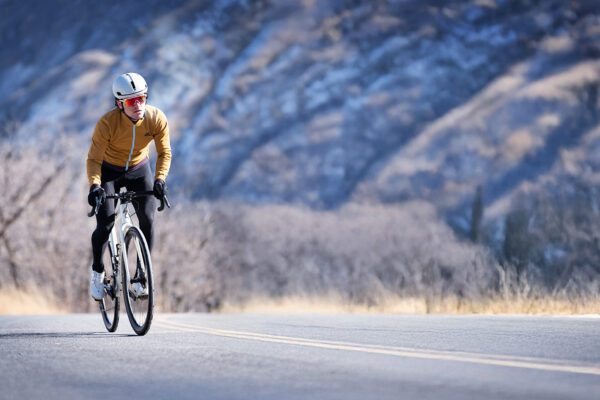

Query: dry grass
[0,287,67,315]
[220,294,600,315]
[221,295,430,314]
[438,296,600,315]
[1,288,597,316]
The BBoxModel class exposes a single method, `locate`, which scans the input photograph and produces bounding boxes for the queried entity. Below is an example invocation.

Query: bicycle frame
[109,196,153,297]
[105,198,135,296]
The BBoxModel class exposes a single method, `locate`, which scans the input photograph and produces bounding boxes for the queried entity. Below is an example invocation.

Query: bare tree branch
[0,161,66,241]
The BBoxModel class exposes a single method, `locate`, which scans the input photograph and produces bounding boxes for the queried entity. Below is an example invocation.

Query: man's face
[119,96,146,121]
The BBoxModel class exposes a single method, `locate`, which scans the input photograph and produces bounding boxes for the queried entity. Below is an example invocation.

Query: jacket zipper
[125,124,136,171]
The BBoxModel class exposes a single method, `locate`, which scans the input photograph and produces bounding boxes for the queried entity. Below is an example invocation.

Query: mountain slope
[2,0,600,216]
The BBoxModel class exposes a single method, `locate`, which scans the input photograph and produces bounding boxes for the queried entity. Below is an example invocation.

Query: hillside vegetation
[1,0,600,312]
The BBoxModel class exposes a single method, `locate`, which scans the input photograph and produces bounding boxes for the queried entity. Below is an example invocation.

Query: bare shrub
[198,201,498,311]
[151,202,222,312]
[499,179,600,294]
[0,133,92,311]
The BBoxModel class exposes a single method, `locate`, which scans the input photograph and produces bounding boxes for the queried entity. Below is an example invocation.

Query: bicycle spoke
[99,248,119,332]
[122,227,153,335]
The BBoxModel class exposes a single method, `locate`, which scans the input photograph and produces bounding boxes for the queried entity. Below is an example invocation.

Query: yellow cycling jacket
[86,105,171,187]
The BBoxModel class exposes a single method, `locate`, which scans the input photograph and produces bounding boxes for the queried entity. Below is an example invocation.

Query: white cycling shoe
[132,282,148,298]
[90,270,105,300]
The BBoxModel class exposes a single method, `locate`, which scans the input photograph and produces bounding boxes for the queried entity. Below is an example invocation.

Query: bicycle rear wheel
[121,226,154,335]
[99,245,119,332]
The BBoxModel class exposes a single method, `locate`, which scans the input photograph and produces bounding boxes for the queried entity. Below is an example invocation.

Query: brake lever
[158,194,171,212]
[88,200,100,217]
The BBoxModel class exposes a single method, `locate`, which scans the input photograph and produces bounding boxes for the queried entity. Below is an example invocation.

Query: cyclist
[87,72,171,300]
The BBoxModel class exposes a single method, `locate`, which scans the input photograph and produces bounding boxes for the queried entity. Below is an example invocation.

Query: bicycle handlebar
[87,190,171,217]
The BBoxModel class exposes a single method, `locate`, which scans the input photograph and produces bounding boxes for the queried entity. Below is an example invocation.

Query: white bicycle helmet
[112,72,148,100]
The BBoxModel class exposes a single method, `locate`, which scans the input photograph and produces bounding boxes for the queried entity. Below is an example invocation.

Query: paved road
[0,313,599,399]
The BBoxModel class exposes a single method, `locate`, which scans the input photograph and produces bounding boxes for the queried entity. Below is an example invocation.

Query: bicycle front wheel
[99,245,119,332]
[121,226,154,335]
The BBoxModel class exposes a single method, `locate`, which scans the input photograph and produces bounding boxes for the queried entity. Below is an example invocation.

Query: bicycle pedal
[128,289,149,300]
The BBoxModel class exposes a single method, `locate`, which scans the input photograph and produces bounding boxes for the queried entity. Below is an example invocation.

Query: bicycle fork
[103,201,133,297]
[106,228,121,296]
[119,204,140,296]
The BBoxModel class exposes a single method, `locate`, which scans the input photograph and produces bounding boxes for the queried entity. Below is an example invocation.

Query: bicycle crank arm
[128,288,149,300]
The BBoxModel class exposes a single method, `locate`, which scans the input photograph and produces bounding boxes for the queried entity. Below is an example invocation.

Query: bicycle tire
[99,246,120,332]
[121,226,154,335]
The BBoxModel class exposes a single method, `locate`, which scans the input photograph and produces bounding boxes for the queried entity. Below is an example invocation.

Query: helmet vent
[126,73,136,90]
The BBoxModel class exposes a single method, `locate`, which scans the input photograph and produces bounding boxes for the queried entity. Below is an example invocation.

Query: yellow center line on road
[154,317,600,376]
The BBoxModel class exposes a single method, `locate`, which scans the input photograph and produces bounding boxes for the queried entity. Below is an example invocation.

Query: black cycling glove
[88,186,106,207]
[153,179,168,200]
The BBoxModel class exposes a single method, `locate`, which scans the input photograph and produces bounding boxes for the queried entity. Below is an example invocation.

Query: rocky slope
[2,0,600,220]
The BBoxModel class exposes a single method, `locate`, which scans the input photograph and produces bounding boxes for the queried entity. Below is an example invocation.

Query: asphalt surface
[0,313,599,400]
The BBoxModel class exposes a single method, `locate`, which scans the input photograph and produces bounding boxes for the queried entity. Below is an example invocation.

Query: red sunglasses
[121,95,146,107]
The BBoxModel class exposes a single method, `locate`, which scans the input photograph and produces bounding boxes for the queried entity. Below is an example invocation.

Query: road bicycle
[88,190,169,335]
